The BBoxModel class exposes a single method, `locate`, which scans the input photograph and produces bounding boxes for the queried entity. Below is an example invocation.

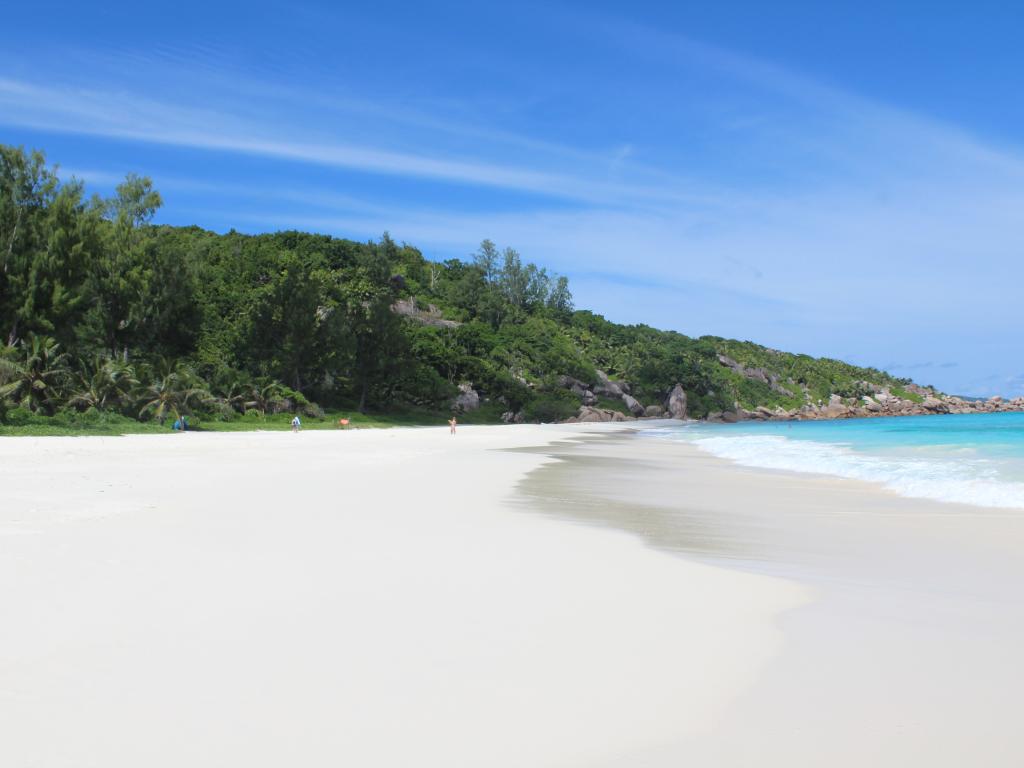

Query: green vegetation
[890,386,924,404]
[1,145,922,435]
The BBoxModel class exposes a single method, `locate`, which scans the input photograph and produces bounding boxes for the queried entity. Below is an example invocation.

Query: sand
[2,423,1021,766]
[520,431,1024,766]
[0,424,804,768]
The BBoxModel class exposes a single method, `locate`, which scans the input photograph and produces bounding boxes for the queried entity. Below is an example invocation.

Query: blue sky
[2,0,1022,396]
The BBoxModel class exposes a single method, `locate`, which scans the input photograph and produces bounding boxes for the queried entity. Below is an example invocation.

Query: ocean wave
[685,434,1024,510]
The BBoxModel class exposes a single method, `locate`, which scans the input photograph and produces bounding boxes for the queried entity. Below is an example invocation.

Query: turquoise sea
[648,412,1024,510]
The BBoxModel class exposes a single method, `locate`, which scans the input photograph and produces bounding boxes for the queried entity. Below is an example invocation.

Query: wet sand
[519,431,1024,766]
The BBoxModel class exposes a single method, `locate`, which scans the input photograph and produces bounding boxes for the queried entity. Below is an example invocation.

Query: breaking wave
[686,433,1024,510]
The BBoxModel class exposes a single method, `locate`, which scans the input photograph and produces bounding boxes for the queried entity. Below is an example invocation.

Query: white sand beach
[2,424,1022,766]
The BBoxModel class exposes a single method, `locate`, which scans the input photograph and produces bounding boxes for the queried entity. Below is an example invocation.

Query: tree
[81,174,163,356]
[347,279,405,412]
[1,146,60,345]
[246,251,338,392]
[522,263,551,308]
[108,174,162,230]
[137,359,209,427]
[33,180,102,343]
[547,275,573,317]
[4,333,71,414]
[472,239,500,283]
[342,240,409,412]
[243,378,289,418]
[131,226,200,357]
[0,344,23,419]
[499,247,528,307]
[68,355,137,412]
[408,325,464,385]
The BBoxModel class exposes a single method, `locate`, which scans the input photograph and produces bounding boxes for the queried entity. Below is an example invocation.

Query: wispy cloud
[883,362,960,371]
[54,166,126,187]
[0,76,709,209]
[591,13,1024,176]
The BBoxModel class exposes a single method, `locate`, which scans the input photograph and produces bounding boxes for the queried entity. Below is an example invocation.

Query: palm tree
[137,359,210,429]
[610,346,636,381]
[0,346,23,419]
[68,355,137,412]
[210,371,254,415]
[244,378,287,418]
[4,334,70,414]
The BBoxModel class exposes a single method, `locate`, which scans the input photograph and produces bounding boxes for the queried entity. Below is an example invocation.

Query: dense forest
[1,144,921,431]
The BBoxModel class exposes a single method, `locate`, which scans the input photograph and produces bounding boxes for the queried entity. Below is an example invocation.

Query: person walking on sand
[448,415,457,435]
[291,415,301,432]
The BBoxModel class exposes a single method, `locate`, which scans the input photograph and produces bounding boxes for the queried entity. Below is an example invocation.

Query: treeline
[0,145,583,426]
[1,144,914,429]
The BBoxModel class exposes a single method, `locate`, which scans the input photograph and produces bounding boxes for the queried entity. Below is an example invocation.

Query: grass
[200,408,448,431]
[890,386,925,404]
[0,403,506,437]
[595,396,631,415]
[0,410,167,437]
[202,402,505,431]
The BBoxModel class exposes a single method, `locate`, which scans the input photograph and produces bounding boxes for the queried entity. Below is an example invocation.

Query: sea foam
[686,433,1024,511]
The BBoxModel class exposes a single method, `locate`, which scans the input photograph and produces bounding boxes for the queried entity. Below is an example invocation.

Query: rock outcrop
[558,372,676,419]
[714,390,1024,424]
[555,374,586,390]
[555,374,598,406]
[665,384,687,419]
[392,298,461,328]
[594,370,628,398]
[717,355,794,397]
[862,396,883,412]
[452,383,480,412]
[564,405,632,423]
[921,396,949,413]
[556,384,1024,425]
[549,366,1022,427]
[622,394,646,417]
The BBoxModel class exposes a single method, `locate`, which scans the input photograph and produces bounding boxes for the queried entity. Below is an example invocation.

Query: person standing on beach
[291,415,301,432]
[448,416,457,435]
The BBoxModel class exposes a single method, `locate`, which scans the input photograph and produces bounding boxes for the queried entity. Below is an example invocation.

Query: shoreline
[3,404,1023,440]
[521,430,1024,765]
[651,413,1024,513]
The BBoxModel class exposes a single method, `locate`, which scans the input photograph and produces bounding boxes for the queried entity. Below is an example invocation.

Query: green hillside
[1,145,921,432]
